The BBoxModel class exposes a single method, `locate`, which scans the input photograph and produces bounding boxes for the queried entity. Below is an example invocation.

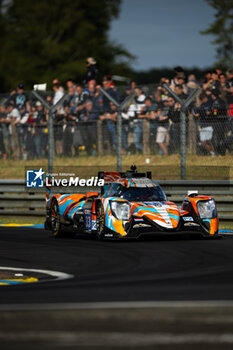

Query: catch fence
[0,84,232,179]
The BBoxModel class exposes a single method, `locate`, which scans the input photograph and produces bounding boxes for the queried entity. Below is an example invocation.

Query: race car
[44,166,219,239]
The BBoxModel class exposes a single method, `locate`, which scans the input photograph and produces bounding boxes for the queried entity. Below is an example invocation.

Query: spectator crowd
[0,60,233,159]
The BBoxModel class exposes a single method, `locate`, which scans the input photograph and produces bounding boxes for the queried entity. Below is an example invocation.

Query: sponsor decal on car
[183,217,194,222]
[85,210,92,230]
[104,233,114,238]
[143,202,163,207]
[131,178,155,187]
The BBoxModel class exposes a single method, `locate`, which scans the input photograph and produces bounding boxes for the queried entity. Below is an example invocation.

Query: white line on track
[1,300,233,311]
[0,266,73,282]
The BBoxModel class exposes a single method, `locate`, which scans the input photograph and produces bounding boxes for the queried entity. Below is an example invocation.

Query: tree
[0,0,134,91]
[201,0,233,69]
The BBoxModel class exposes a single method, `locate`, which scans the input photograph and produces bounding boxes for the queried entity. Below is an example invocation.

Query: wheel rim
[51,202,59,233]
[97,205,103,235]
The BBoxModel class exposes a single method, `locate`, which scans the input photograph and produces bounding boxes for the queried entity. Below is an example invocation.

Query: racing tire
[50,199,64,238]
[96,203,106,240]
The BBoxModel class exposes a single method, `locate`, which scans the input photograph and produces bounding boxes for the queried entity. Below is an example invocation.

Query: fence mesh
[0,83,232,179]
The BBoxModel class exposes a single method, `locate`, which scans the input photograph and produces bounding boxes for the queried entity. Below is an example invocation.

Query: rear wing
[98,166,152,186]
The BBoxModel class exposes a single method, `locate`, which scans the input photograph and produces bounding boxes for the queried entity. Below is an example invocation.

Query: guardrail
[0,180,232,222]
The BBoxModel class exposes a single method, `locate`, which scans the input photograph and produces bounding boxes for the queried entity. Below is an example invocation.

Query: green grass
[0,154,232,179]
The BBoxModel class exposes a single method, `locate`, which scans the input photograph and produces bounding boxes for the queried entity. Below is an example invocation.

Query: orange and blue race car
[44,166,219,239]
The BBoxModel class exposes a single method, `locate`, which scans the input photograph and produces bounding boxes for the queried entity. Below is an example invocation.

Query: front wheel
[96,203,106,240]
[50,199,64,237]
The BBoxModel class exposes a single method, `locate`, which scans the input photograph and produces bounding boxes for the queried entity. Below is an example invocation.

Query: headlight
[197,199,216,219]
[110,201,130,221]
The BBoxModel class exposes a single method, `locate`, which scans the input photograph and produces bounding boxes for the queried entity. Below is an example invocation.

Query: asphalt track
[1,226,233,349]
[0,227,233,303]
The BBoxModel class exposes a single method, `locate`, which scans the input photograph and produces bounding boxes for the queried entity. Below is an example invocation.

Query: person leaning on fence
[167,97,182,154]
[73,84,89,110]
[155,101,170,156]
[203,70,221,93]
[174,83,188,100]
[132,87,146,154]
[11,83,30,112]
[6,101,20,156]
[170,67,188,95]
[13,104,36,160]
[66,85,77,112]
[139,97,157,154]
[0,104,8,158]
[224,80,233,152]
[152,88,164,108]
[187,74,199,95]
[121,101,136,155]
[193,92,215,157]
[16,105,29,160]
[102,75,120,113]
[80,99,100,156]
[219,73,229,101]
[99,101,117,153]
[86,81,104,113]
[211,90,228,156]
[66,79,76,90]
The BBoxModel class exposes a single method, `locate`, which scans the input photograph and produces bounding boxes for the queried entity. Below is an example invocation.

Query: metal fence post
[142,119,150,155]
[180,107,186,180]
[97,120,103,155]
[48,111,54,174]
[117,111,122,172]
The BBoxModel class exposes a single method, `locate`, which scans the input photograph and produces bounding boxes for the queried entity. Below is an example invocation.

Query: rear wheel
[96,203,106,240]
[50,199,64,237]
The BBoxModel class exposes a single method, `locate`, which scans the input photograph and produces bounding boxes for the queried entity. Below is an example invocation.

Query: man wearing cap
[170,68,188,95]
[12,83,30,112]
[84,57,98,85]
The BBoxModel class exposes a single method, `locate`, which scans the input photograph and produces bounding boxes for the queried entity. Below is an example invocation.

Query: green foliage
[201,0,233,69]
[0,0,134,91]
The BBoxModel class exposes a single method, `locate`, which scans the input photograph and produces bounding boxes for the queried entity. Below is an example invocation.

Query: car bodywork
[44,168,219,239]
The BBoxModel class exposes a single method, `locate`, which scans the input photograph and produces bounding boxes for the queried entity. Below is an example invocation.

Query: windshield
[105,183,166,202]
